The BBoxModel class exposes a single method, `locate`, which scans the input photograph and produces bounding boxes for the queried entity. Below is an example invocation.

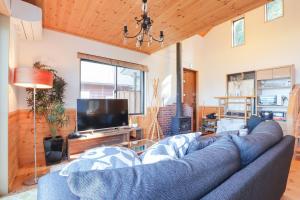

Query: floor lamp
[14,67,53,185]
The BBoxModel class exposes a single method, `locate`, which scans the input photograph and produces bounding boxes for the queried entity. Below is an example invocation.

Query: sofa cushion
[250,120,282,136]
[60,146,141,176]
[67,136,240,200]
[247,115,264,133]
[231,120,283,167]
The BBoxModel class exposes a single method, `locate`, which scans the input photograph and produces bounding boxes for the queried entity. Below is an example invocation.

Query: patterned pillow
[186,136,219,154]
[59,146,141,176]
[141,132,201,164]
[161,132,202,158]
[140,143,177,164]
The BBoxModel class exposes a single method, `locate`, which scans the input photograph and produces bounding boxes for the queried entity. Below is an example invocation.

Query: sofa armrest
[201,135,295,200]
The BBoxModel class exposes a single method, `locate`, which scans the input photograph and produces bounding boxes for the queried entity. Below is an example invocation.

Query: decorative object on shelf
[282,95,289,106]
[123,0,164,48]
[206,113,217,119]
[273,111,286,121]
[227,71,255,97]
[201,117,217,134]
[26,62,69,166]
[130,115,138,128]
[258,95,277,106]
[13,65,54,185]
[233,75,242,96]
[259,111,274,120]
[148,78,163,140]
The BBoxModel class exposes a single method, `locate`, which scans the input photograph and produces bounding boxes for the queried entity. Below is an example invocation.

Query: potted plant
[26,62,69,165]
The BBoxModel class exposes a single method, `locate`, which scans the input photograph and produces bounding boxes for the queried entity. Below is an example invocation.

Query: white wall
[17,29,202,109]
[0,14,9,195]
[8,21,18,112]
[198,0,300,106]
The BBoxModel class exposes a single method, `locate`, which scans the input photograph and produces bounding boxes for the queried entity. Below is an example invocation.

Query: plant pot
[43,136,64,166]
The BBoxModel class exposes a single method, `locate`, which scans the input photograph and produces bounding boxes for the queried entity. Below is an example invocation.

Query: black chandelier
[123,0,164,48]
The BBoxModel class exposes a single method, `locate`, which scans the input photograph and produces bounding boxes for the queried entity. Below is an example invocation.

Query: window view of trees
[266,0,283,21]
[232,18,245,47]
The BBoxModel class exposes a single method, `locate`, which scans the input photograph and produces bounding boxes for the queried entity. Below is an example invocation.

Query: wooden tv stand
[67,128,131,159]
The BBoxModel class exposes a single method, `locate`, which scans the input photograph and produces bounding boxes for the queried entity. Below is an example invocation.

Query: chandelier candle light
[123,0,164,48]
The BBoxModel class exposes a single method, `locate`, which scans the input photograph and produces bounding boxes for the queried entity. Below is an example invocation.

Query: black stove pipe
[176,42,183,117]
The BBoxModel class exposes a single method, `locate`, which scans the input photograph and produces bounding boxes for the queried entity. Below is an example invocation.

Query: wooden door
[183,69,197,131]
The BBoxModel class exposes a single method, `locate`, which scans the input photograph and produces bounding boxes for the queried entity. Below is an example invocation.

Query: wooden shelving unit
[215,96,256,122]
[256,65,295,122]
[199,106,223,134]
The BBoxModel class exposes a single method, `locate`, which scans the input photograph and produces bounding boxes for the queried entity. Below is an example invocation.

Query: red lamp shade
[13,67,54,89]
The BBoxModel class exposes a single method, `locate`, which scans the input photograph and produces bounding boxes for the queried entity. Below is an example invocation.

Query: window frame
[232,17,245,48]
[265,0,284,22]
[79,59,145,115]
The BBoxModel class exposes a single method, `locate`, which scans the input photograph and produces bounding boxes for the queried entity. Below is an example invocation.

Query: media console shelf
[68,128,131,159]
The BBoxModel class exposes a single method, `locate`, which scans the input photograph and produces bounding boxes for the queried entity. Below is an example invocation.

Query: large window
[232,17,245,47]
[265,0,283,22]
[80,60,144,115]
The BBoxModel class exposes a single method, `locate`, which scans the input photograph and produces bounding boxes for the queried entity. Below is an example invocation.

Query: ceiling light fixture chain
[123,0,164,48]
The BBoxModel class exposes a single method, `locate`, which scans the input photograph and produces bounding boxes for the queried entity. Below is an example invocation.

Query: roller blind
[78,52,148,72]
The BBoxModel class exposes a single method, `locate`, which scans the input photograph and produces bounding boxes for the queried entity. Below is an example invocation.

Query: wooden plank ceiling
[23,0,270,54]
[0,0,10,16]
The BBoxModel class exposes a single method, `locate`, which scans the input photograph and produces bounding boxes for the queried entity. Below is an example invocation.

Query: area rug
[0,188,37,200]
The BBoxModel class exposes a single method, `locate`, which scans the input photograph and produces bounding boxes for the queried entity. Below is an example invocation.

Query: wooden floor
[10,164,49,193]
[282,157,300,200]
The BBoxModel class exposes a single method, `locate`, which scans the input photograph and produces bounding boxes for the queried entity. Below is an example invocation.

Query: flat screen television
[77,99,129,132]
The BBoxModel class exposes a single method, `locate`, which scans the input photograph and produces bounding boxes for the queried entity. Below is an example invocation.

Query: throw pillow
[246,115,264,133]
[160,132,201,158]
[141,132,201,164]
[186,136,219,154]
[140,143,177,164]
[59,146,141,176]
[216,118,245,134]
[217,130,240,136]
[231,120,283,167]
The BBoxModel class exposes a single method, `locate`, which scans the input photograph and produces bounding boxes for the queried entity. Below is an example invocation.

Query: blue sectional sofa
[38,121,295,200]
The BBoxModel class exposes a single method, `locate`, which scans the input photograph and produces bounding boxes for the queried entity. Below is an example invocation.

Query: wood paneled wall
[8,111,19,191]
[17,109,76,167]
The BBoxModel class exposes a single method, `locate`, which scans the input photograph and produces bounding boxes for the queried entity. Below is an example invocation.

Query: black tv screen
[77,99,129,131]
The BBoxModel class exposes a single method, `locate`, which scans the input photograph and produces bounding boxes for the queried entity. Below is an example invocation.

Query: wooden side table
[130,127,143,140]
